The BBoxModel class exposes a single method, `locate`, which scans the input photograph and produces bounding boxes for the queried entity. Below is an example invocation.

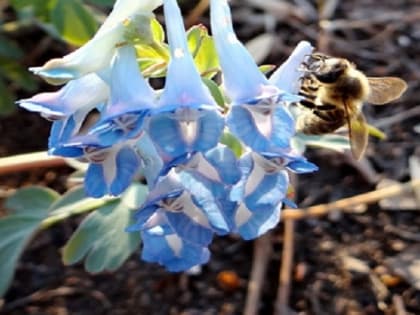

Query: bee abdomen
[296,112,345,135]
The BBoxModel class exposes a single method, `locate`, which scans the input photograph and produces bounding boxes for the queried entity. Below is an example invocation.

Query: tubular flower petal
[17,74,109,120]
[269,41,314,93]
[29,0,163,84]
[210,0,268,102]
[88,45,157,146]
[146,0,224,161]
[158,0,217,112]
[210,0,312,155]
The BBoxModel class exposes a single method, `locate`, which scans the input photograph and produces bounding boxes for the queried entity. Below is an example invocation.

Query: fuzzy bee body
[295,53,407,159]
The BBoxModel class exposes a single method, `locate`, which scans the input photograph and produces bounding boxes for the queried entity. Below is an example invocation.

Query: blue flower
[87,45,157,146]
[229,153,289,239]
[176,145,241,234]
[210,0,313,154]
[147,0,224,161]
[127,172,216,270]
[229,150,317,240]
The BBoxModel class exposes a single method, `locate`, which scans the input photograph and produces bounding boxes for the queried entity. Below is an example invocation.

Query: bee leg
[315,104,336,111]
[299,100,316,109]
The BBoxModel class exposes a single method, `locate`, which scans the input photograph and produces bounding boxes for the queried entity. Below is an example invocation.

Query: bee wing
[367,77,407,105]
[347,112,368,160]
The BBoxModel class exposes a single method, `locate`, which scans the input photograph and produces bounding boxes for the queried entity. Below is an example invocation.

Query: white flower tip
[29,58,79,85]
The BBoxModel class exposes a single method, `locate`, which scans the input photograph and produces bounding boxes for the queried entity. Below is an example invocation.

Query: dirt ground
[0,0,419,314]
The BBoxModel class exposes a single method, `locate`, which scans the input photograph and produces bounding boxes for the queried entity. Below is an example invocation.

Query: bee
[296,53,407,159]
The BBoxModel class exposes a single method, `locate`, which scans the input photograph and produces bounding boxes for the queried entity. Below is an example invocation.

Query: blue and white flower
[87,45,157,147]
[210,0,313,154]
[147,0,224,162]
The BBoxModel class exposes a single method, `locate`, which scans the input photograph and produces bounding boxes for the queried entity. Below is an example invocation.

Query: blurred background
[0,0,419,314]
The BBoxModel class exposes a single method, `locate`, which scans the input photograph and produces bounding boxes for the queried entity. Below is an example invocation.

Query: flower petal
[17,74,108,119]
[210,0,268,103]
[157,0,216,111]
[269,41,314,93]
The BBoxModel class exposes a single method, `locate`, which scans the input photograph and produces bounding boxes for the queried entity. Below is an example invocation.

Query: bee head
[311,58,349,83]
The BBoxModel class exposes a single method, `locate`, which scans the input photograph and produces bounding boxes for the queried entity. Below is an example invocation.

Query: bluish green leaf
[42,186,113,229]
[50,0,98,46]
[62,200,141,273]
[5,186,60,214]
[121,183,148,209]
[0,187,59,297]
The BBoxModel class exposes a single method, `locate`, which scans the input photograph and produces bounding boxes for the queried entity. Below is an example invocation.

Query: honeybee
[296,53,407,159]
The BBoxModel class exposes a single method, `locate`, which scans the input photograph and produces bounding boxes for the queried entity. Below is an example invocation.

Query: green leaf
[187,25,220,78]
[0,60,38,92]
[0,187,59,297]
[220,132,243,158]
[50,0,98,46]
[150,18,165,43]
[85,0,114,6]
[0,36,24,60]
[62,200,141,273]
[136,41,169,78]
[11,0,54,21]
[202,77,226,108]
[0,79,15,116]
[259,64,276,74]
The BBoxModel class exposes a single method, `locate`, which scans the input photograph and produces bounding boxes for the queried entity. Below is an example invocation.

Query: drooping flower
[29,0,163,85]
[147,0,224,162]
[210,0,313,154]
[87,45,157,146]
[229,151,317,240]
[127,171,216,271]
[17,73,109,120]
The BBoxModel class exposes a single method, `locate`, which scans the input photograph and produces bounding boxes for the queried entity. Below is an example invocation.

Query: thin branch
[282,179,420,220]
[243,233,272,315]
[186,0,209,27]
[274,219,295,315]
[0,151,66,176]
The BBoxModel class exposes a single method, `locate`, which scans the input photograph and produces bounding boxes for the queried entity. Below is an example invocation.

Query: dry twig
[243,233,272,315]
[282,179,420,220]
[274,219,295,315]
[0,151,66,176]
[185,0,209,27]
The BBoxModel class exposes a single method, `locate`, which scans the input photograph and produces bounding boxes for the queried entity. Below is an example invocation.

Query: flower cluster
[19,0,317,271]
